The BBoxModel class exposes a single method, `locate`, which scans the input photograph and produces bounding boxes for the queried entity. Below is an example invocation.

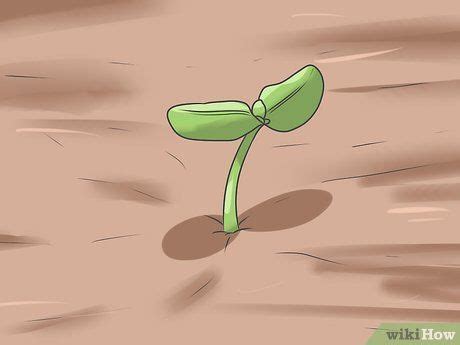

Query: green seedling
[167,65,324,233]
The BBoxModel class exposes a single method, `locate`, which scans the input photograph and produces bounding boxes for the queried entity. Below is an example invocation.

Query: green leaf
[253,65,324,132]
[167,101,262,141]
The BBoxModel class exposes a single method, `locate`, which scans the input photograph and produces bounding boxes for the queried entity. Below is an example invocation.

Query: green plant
[167,65,324,233]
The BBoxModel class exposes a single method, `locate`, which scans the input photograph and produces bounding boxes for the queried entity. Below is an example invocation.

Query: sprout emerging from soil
[167,65,324,233]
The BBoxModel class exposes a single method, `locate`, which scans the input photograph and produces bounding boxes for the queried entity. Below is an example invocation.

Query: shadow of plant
[240,189,333,232]
[162,189,332,260]
[162,215,234,260]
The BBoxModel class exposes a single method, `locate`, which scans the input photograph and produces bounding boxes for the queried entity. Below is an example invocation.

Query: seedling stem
[223,126,262,233]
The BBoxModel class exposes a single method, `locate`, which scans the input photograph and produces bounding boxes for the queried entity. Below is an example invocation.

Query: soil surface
[1,1,460,344]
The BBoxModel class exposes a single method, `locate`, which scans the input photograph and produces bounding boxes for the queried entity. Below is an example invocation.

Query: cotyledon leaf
[252,65,324,132]
[167,101,263,141]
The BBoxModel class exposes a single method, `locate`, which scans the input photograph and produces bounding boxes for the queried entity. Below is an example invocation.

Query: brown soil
[1,1,460,344]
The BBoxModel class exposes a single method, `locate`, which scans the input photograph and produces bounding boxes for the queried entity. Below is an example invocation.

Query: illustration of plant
[167,65,324,233]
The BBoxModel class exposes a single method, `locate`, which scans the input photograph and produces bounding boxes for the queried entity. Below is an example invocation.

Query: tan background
[1,1,460,344]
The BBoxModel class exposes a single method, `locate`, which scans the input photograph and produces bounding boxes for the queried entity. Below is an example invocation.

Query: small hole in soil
[162,215,239,260]
[166,268,222,313]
